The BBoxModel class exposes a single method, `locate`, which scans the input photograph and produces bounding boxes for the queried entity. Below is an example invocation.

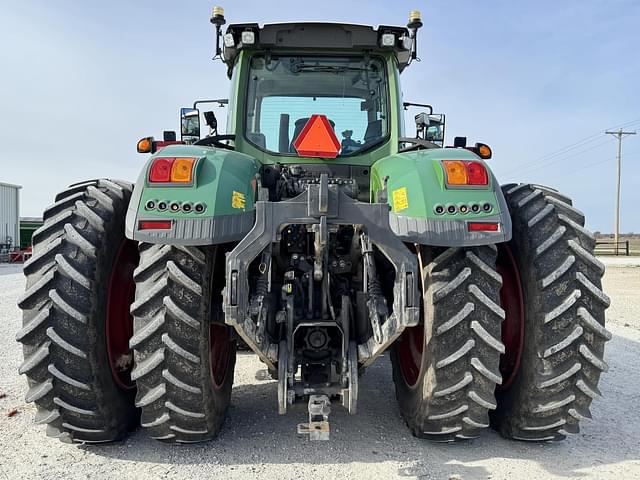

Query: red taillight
[467,161,488,185]
[468,222,500,232]
[138,220,172,230]
[148,158,174,182]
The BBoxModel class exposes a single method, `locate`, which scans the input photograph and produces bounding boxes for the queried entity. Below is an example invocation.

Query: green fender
[370,149,512,246]
[125,144,259,245]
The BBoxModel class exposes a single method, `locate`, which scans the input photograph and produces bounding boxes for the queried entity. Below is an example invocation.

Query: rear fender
[125,144,259,245]
[370,149,511,246]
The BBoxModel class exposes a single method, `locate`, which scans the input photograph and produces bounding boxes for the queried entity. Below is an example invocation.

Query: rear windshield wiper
[291,65,375,74]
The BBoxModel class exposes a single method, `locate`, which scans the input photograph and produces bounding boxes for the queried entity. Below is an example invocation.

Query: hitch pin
[297,395,331,441]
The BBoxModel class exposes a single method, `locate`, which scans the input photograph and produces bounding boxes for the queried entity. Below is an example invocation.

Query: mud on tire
[492,184,611,441]
[130,244,236,443]
[391,245,505,441]
[16,179,139,443]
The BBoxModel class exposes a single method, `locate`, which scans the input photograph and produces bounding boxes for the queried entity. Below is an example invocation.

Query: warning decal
[392,187,409,212]
[232,191,246,210]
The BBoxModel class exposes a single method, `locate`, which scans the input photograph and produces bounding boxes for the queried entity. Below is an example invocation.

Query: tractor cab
[177,14,448,163]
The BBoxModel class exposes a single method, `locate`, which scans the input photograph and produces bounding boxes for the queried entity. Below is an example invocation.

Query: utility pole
[605,129,636,254]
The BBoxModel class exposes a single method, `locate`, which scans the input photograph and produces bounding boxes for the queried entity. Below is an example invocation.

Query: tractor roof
[222,22,412,73]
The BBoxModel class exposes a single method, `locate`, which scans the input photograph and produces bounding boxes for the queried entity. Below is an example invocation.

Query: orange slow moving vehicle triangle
[292,114,341,158]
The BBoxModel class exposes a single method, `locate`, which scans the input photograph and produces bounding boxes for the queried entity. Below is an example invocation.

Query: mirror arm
[403,102,433,114]
[193,99,229,110]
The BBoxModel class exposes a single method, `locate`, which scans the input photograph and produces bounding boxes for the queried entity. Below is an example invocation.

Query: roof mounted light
[210,6,227,59]
[407,9,423,61]
[241,30,255,45]
[223,33,235,48]
[408,10,422,28]
[211,6,225,25]
[380,33,396,47]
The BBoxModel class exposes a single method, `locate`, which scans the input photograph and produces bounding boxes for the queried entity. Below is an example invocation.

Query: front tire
[492,184,611,441]
[391,245,505,441]
[130,244,236,443]
[16,179,139,443]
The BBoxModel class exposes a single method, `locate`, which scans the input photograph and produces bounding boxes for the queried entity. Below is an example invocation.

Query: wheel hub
[496,243,525,390]
[106,240,139,390]
[209,324,232,389]
[398,325,424,387]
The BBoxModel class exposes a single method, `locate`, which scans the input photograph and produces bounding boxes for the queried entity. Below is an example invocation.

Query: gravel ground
[1,265,639,480]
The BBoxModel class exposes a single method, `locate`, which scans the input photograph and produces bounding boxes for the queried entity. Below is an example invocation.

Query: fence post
[626,240,630,256]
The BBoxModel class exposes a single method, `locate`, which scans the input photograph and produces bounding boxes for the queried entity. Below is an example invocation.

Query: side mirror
[425,114,445,145]
[414,112,429,134]
[180,107,200,142]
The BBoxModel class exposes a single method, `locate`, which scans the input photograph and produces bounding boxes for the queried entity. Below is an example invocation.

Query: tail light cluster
[148,157,197,184]
[442,160,489,187]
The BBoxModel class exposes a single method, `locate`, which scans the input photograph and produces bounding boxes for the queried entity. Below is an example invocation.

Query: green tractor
[17,8,610,444]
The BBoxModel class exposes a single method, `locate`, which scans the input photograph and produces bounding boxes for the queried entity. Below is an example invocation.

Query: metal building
[0,181,21,252]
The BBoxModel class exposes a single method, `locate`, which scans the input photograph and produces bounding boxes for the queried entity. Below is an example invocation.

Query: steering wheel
[194,134,236,150]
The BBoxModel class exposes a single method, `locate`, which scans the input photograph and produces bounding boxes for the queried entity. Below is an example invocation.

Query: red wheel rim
[398,325,424,388]
[496,243,525,390]
[209,324,231,389]
[106,240,139,390]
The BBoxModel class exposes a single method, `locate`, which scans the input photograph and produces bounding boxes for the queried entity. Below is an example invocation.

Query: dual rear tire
[391,184,610,442]
[17,180,236,444]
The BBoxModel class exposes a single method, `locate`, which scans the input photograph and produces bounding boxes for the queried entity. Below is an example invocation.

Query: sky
[1,0,638,233]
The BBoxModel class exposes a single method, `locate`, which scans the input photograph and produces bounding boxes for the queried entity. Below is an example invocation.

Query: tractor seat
[289,117,336,153]
[363,119,382,144]
[247,132,266,149]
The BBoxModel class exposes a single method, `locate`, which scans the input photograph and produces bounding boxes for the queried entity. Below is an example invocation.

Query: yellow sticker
[231,191,246,209]
[392,187,409,212]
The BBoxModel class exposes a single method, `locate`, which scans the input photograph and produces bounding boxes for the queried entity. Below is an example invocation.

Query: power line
[501,137,614,177]
[524,150,640,187]
[605,129,637,254]
[501,117,640,176]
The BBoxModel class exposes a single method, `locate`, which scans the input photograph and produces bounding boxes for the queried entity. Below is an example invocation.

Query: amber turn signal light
[442,160,468,185]
[476,143,492,159]
[137,137,154,153]
[171,158,195,183]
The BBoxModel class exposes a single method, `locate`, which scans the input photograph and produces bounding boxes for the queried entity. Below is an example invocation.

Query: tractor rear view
[17,7,610,444]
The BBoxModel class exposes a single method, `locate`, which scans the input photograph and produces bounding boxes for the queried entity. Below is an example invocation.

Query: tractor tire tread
[492,183,610,441]
[131,244,235,444]
[17,179,138,443]
[391,245,504,442]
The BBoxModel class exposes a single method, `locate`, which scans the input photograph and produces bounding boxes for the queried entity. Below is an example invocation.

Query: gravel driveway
[1,264,639,480]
